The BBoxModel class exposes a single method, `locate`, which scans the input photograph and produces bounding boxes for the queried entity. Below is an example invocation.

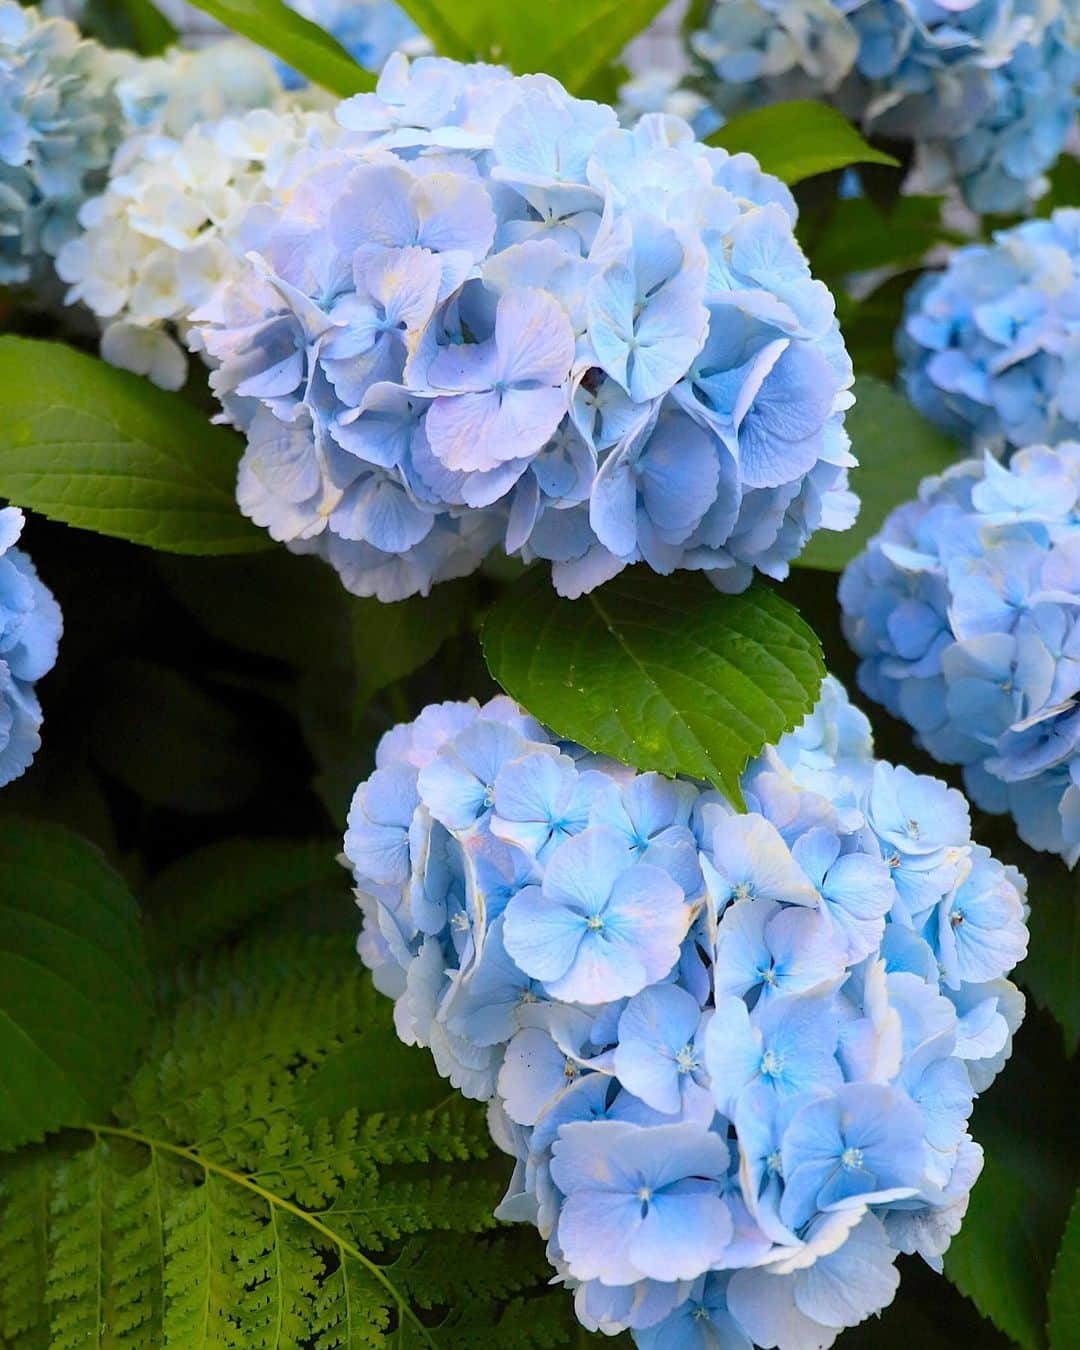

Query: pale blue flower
[502,826,690,1003]
[188,57,856,600]
[0,507,61,786]
[842,440,1080,864]
[613,983,713,1121]
[345,682,1028,1347]
[550,1119,734,1283]
[0,2,122,284]
[679,0,1080,214]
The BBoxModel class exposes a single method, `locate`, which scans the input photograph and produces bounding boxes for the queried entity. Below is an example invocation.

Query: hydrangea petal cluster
[0,1,126,284]
[841,441,1080,866]
[190,54,857,601]
[676,0,1080,213]
[344,677,1028,1348]
[57,106,338,390]
[898,210,1080,454]
[0,508,62,786]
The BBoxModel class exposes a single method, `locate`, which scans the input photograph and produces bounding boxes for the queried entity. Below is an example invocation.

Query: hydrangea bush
[898,209,1080,453]
[0,508,62,786]
[344,678,1028,1347]
[678,0,1080,214]
[841,441,1080,866]
[188,55,857,602]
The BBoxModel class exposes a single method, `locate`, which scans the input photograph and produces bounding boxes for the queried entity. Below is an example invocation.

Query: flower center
[760,1048,783,1079]
[841,1146,864,1171]
[906,818,920,839]
[586,914,604,930]
[733,881,753,902]
[766,1149,783,1176]
[675,1043,697,1074]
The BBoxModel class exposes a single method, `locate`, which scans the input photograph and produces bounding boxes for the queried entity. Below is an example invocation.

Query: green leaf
[0,820,151,1151]
[353,580,473,708]
[1049,1189,1080,1350]
[1021,853,1079,1056]
[804,194,962,284]
[393,0,670,94]
[945,1050,1075,1350]
[83,0,178,52]
[708,101,899,184]
[0,337,271,557]
[144,837,347,966]
[184,0,376,95]
[482,568,825,808]
[796,375,959,571]
[90,659,264,814]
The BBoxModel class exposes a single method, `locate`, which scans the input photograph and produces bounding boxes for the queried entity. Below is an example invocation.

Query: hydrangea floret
[57,105,337,389]
[898,209,1080,454]
[189,54,857,602]
[343,676,1029,1348]
[680,0,1080,214]
[841,440,1080,867]
[0,508,62,786]
[0,1,126,284]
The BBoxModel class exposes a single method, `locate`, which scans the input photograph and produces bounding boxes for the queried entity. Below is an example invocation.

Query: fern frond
[0,937,582,1346]
[0,1154,51,1348]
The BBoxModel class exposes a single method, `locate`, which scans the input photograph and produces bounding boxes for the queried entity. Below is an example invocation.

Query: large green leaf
[185,0,376,94]
[353,580,473,708]
[797,375,959,572]
[708,101,898,184]
[483,568,824,808]
[83,0,178,52]
[0,821,151,1151]
[393,0,670,93]
[1021,852,1079,1056]
[90,659,264,814]
[945,1039,1076,1350]
[0,338,270,556]
[1049,1189,1080,1350]
[145,837,347,966]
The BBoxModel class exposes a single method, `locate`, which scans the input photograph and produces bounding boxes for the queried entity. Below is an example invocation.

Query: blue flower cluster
[899,210,1080,454]
[0,508,62,786]
[842,441,1080,867]
[345,678,1028,1347]
[0,1,123,284]
[686,0,1080,213]
[191,55,857,602]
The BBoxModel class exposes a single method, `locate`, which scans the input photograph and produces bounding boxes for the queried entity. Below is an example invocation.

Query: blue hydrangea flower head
[898,210,1080,454]
[668,0,1080,214]
[840,438,1080,865]
[344,674,1029,1345]
[0,508,62,785]
[0,1,125,284]
[188,54,858,600]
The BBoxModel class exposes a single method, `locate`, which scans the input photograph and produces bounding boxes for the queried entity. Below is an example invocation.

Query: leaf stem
[90,1123,437,1346]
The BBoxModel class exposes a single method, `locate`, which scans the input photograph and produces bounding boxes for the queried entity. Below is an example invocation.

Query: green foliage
[708,101,898,184]
[945,1037,1077,1350]
[144,837,348,967]
[81,0,179,52]
[483,567,824,809]
[90,658,264,815]
[1049,1189,1080,1350]
[0,935,581,1347]
[0,338,271,557]
[803,193,962,284]
[1022,856,1079,1056]
[797,375,959,572]
[353,582,473,711]
[393,0,670,94]
[0,821,151,1151]
[185,0,377,94]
